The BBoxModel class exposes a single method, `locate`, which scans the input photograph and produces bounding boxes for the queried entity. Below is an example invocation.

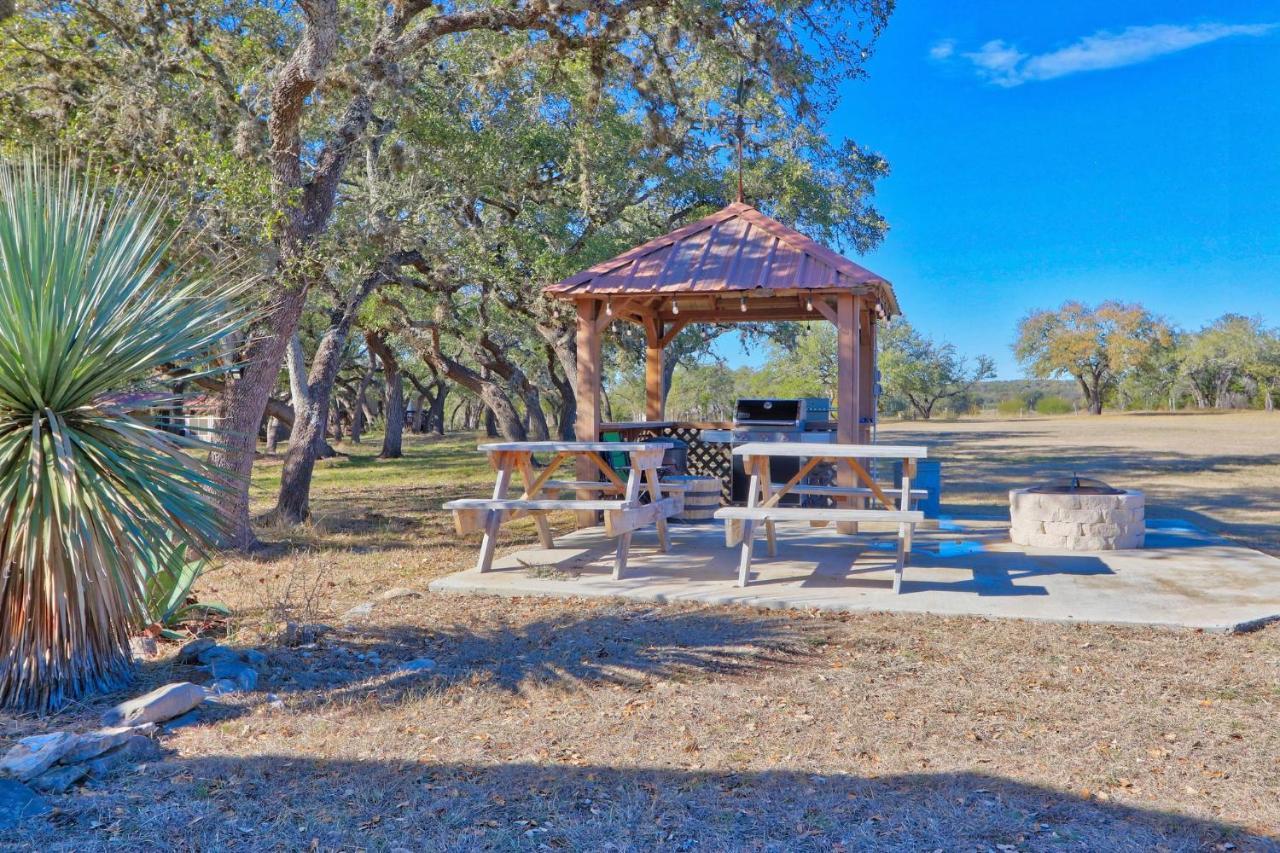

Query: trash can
[893,459,941,518]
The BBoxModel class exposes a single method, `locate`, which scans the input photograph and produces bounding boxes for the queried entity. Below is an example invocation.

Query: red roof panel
[545,202,898,314]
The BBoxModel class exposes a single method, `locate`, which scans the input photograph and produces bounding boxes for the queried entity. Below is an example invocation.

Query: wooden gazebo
[544,201,901,521]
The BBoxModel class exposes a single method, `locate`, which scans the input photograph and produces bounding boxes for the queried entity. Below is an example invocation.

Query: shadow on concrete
[12,756,1273,851]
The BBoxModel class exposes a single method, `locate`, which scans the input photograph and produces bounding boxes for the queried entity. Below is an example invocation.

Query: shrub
[0,155,246,711]
[996,398,1025,416]
[1034,396,1074,415]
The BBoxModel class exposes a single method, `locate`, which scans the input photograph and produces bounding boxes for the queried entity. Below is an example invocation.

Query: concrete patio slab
[428,519,1280,632]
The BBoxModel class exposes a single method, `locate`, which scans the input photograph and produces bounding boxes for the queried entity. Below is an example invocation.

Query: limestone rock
[29,763,88,794]
[197,645,244,666]
[0,778,49,830]
[376,587,423,603]
[161,711,203,732]
[102,682,205,727]
[210,659,257,691]
[0,732,77,781]
[177,637,217,664]
[205,678,240,697]
[84,735,161,778]
[396,658,437,674]
[61,724,156,764]
[341,601,375,622]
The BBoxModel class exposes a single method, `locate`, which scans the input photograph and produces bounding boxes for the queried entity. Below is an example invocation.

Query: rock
[29,763,88,794]
[177,637,217,664]
[101,682,205,728]
[0,778,49,830]
[205,679,240,697]
[243,649,268,666]
[0,732,77,781]
[396,658,437,674]
[197,645,244,666]
[375,587,423,603]
[161,711,203,733]
[61,724,155,765]
[84,735,161,778]
[265,693,286,712]
[210,659,257,691]
[341,601,375,622]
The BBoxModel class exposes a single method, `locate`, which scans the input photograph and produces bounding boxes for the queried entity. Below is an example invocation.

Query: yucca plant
[143,543,229,641]
[0,155,246,712]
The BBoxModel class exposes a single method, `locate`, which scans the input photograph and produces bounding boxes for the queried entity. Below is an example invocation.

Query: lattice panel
[663,426,732,501]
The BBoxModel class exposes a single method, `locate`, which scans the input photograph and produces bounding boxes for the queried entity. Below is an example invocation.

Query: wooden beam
[574,300,603,527]
[810,296,838,325]
[644,315,664,421]
[658,318,690,347]
[836,293,858,534]
[859,303,876,443]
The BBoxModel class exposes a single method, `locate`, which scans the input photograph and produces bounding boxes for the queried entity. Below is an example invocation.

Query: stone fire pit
[1010,477,1144,551]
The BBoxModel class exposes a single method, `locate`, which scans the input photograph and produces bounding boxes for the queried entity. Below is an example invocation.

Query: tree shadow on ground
[12,756,1274,851]
[263,608,819,710]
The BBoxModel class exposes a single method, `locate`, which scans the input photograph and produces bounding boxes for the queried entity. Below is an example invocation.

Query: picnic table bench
[715,442,927,592]
[443,441,683,579]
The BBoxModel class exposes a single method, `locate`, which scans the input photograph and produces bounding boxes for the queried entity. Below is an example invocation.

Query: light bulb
[671,299,679,316]
[739,296,747,313]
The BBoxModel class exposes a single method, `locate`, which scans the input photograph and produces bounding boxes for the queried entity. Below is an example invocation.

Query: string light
[671,299,680,316]
[605,298,613,317]
[805,296,814,312]
[739,296,747,313]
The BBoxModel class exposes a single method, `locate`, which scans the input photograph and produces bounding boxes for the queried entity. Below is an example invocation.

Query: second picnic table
[716,442,928,592]
[443,441,684,578]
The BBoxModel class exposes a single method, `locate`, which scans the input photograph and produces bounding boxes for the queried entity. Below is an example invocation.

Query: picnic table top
[477,441,673,453]
[733,441,928,459]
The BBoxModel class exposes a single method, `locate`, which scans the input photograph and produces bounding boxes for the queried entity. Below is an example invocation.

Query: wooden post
[835,294,862,534]
[574,299,603,528]
[644,315,664,421]
[858,304,876,444]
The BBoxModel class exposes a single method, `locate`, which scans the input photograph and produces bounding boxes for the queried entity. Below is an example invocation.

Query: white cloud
[928,39,956,61]
[950,21,1278,87]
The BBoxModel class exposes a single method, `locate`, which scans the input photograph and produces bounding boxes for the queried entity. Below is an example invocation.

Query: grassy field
[3,412,1278,851]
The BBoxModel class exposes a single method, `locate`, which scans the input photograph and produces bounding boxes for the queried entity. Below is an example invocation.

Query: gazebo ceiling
[544,201,900,318]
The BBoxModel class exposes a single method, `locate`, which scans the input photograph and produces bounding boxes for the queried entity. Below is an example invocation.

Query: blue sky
[718,1,1280,378]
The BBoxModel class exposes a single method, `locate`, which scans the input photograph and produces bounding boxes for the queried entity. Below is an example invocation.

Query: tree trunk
[366,332,404,458]
[350,357,375,443]
[427,381,448,435]
[545,346,577,440]
[206,286,309,549]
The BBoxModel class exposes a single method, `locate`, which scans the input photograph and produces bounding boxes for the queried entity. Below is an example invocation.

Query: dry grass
[2,415,1279,851]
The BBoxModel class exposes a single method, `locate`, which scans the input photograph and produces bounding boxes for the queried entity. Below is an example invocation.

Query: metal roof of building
[544,202,899,315]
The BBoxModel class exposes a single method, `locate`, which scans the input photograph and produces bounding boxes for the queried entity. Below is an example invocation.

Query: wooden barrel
[663,476,722,522]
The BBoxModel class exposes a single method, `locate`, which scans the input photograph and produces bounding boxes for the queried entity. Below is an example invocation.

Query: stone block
[0,778,49,830]
[1046,508,1104,524]
[61,724,155,764]
[102,682,205,728]
[1043,521,1081,537]
[1027,532,1068,549]
[1083,522,1123,538]
[29,763,88,794]
[0,733,76,781]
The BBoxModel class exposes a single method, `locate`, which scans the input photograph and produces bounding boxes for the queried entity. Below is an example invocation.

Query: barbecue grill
[729,397,835,504]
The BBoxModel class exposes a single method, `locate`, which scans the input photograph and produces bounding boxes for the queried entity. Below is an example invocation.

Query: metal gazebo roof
[543,201,900,317]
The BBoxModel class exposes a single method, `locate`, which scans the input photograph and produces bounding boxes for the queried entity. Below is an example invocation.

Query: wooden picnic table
[443,441,684,579]
[715,442,927,592]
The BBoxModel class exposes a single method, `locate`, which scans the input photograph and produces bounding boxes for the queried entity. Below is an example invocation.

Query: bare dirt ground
[879,411,1280,556]
[2,414,1278,851]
